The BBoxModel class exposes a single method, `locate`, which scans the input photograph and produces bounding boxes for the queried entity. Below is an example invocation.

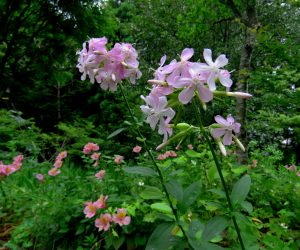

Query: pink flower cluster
[141,48,251,143]
[48,151,68,176]
[157,150,177,160]
[83,195,131,232]
[0,154,23,176]
[133,145,142,153]
[83,142,101,166]
[77,37,142,91]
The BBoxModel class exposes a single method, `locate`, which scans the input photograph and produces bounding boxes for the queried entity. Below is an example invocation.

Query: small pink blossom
[53,159,63,168]
[297,171,300,177]
[56,151,67,160]
[95,213,112,231]
[35,174,45,182]
[91,152,101,160]
[48,167,61,176]
[83,142,100,154]
[83,202,97,218]
[95,170,106,180]
[112,208,131,226]
[211,114,241,145]
[114,155,124,164]
[133,145,142,153]
[157,154,167,160]
[187,144,193,149]
[94,194,108,209]
[0,164,16,176]
[93,161,99,167]
[12,154,23,169]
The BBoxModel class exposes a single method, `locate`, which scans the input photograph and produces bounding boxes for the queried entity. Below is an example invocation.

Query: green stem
[191,99,245,250]
[119,83,194,249]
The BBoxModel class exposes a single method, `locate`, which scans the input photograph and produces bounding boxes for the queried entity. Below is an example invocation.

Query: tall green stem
[119,83,194,249]
[191,99,245,250]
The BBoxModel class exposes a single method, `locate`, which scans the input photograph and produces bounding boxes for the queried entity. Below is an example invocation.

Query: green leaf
[145,223,181,250]
[150,202,173,214]
[123,166,158,177]
[199,242,225,250]
[107,128,126,139]
[185,149,202,158]
[165,179,183,202]
[230,175,251,204]
[241,201,253,213]
[178,181,201,213]
[201,216,229,242]
[140,186,164,200]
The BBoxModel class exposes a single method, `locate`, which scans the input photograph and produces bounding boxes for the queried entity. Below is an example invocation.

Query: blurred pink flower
[95,213,112,231]
[95,170,106,180]
[83,142,100,154]
[211,114,241,145]
[83,202,97,218]
[56,151,67,160]
[91,152,101,160]
[187,144,193,149]
[114,155,124,164]
[12,154,23,169]
[94,194,108,209]
[53,159,63,168]
[112,208,131,226]
[0,164,16,176]
[48,167,61,176]
[133,145,142,153]
[35,174,44,182]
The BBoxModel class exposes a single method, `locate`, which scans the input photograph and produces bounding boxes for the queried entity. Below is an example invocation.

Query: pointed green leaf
[185,149,202,158]
[123,166,158,177]
[145,223,182,250]
[241,201,253,213]
[178,181,201,213]
[230,175,251,204]
[150,202,172,214]
[165,179,183,202]
[140,186,164,200]
[202,216,229,242]
[107,128,126,139]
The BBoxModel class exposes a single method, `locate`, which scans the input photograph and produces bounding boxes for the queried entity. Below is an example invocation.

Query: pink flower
[297,171,300,177]
[198,49,233,91]
[157,154,167,160]
[140,95,175,142]
[114,155,124,164]
[95,213,112,231]
[48,167,61,176]
[94,194,108,209]
[12,154,23,169]
[187,144,193,149]
[133,145,142,153]
[83,142,100,154]
[211,114,241,145]
[95,170,106,180]
[56,151,67,160]
[0,164,16,176]
[112,208,131,226]
[83,202,97,218]
[91,152,101,161]
[35,174,44,182]
[53,159,63,168]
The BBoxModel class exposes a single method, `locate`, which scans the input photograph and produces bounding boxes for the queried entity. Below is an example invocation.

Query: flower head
[83,201,97,218]
[48,167,61,176]
[112,208,131,226]
[83,142,100,154]
[114,155,124,164]
[35,173,45,182]
[95,213,112,231]
[94,194,108,209]
[211,114,241,145]
[91,152,101,161]
[133,145,142,153]
[95,170,106,180]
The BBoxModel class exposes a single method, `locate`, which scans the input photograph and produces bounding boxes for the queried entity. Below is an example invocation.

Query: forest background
[0,0,300,249]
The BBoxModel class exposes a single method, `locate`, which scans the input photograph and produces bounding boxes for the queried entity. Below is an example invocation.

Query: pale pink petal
[215,115,230,126]
[215,54,228,68]
[179,86,195,104]
[219,73,233,87]
[203,49,214,65]
[181,48,194,61]
[197,85,213,103]
[212,128,226,138]
[207,72,217,91]
[223,131,233,145]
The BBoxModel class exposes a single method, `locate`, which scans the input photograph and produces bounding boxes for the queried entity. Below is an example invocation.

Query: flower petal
[215,115,229,126]
[197,85,213,103]
[181,48,194,61]
[219,73,233,87]
[223,131,233,145]
[212,128,226,138]
[179,86,195,104]
[203,49,214,66]
[215,54,228,68]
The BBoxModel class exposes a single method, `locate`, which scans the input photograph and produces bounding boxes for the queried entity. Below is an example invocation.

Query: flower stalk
[119,83,194,249]
[191,98,245,250]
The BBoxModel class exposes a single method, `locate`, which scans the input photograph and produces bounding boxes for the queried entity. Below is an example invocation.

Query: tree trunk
[236,1,259,163]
